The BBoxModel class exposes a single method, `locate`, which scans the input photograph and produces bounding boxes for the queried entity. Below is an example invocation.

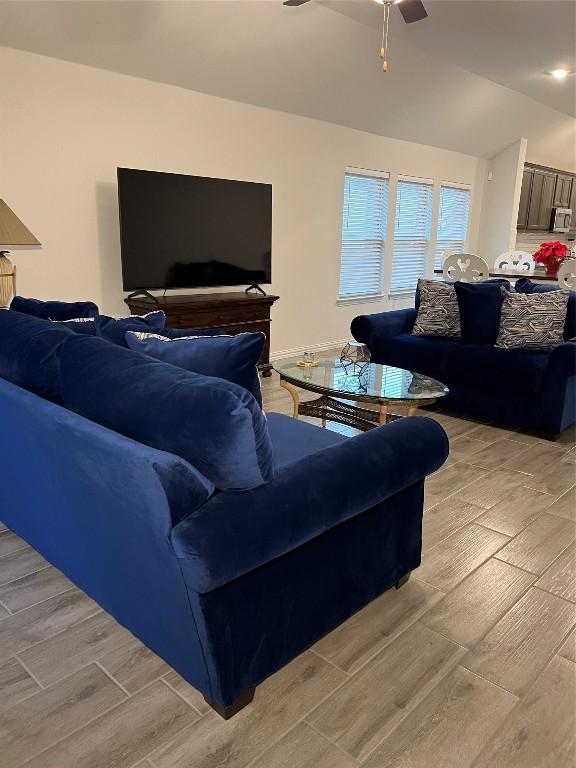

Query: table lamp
[0,200,41,308]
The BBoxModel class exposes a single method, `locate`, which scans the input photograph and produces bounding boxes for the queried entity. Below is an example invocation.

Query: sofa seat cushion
[10,296,99,320]
[266,412,348,470]
[373,333,459,378]
[59,335,275,491]
[0,310,73,400]
[446,343,550,394]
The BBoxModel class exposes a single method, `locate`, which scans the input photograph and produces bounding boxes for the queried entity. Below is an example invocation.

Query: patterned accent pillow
[412,279,461,338]
[49,317,98,335]
[495,288,569,351]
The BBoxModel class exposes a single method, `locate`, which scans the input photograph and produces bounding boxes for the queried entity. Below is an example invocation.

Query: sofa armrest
[549,341,576,378]
[171,416,448,593]
[351,308,417,348]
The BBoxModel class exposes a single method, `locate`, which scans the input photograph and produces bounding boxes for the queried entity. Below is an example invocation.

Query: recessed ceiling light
[550,68,570,80]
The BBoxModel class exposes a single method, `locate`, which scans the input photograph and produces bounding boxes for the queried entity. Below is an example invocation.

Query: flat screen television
[117,168,272,290]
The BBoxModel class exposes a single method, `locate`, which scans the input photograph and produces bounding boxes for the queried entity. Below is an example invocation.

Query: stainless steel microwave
[550,207,572,233]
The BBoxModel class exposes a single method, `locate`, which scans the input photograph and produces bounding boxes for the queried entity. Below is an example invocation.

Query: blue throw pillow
[0,310,73,400]
[50,318,99,335]
[454,280,511,345]
[515,278,575,340]
[10,296,99,320]
[125,331,264,406]
[59,335,275,491]
[96,311,166,346]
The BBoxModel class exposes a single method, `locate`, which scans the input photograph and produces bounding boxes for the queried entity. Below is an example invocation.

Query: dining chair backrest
[494,250,533,274]
[557,258,576,290]
[442,253,489,283]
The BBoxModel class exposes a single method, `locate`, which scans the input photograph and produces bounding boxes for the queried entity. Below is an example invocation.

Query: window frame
[337,166,391,304]
[388,174,434,296]
[434,180,472,274]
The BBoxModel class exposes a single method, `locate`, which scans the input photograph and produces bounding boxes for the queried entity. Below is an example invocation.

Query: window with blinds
[390,176,433,293]
[338,169,389,300]
[435,183,471,270]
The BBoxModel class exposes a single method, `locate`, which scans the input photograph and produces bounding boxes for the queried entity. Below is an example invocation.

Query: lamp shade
[0,200,41,249]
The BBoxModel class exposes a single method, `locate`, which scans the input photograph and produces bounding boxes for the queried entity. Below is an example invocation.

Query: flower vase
[546,263,559,277]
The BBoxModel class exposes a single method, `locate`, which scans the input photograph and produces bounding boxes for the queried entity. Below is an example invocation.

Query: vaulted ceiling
[1,0,574,167]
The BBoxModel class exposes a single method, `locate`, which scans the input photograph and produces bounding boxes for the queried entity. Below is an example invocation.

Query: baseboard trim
[270,338,352,362]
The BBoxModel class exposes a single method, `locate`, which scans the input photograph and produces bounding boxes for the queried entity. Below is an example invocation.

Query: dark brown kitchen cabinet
[527,170,556,230]
[570,181,576,231]
[554,174,573,207]
[517,168,533,229]
[518,163,576,231]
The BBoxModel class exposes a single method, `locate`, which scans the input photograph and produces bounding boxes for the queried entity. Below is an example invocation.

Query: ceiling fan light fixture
[550,68,571,80]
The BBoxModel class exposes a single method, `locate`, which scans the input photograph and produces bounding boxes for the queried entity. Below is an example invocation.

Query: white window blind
[338,169,389,300]
[390,176,433,292]
[435,183,471,270]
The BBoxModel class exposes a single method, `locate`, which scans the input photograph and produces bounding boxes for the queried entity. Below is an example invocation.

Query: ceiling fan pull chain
[380,1,386,61]
[380,1,390,72]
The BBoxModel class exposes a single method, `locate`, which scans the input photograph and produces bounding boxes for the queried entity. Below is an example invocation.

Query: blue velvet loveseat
[351,280,576,436]
[0,307,448,718]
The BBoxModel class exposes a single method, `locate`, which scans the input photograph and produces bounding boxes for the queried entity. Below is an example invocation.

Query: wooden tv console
[124,292,280,376]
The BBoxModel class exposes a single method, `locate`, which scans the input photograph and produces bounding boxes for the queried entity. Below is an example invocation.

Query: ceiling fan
[283,0,428,71]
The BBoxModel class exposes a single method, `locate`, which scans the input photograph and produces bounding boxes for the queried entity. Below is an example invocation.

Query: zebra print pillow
[412,279,461,338]
[495,288,569,351]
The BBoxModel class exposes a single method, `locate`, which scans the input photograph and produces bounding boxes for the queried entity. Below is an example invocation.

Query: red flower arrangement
[532,241,569,276]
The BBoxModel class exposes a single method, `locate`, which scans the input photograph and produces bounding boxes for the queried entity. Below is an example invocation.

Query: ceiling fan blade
[283,0,312,6]
[398,0,428,24]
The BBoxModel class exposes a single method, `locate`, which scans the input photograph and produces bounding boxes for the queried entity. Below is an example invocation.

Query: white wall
[478,139,528,267]
[0,47,487,354]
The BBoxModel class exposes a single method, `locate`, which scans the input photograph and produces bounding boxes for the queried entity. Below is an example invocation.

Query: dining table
[432,268,558,282]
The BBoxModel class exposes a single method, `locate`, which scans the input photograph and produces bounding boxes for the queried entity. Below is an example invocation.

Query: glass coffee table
[273,357,448,431]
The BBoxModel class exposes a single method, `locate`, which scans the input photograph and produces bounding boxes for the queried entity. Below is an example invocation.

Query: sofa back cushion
[95,311,166,346]
[10,296,99,320]
[454,280,511,345]
[59,335,275,490]
[514,278,575,340]
[125,331,264,406]
[0,310,73,400]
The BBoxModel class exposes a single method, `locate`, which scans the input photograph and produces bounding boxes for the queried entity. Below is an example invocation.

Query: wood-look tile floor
[1,366,575,768]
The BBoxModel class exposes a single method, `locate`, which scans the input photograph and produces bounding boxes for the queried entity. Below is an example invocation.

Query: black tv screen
[117,168,272,290]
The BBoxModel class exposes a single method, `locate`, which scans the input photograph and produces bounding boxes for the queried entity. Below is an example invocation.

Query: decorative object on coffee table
[0,200,41,308]
[296,351,319,368]
[275,357,448,430]
[339,341,371,375]
[532,240,569,277]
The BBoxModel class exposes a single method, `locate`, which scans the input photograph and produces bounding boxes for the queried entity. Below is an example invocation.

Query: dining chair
[557,257,576,290]
[442,253,489,283]
[494,250,533,274]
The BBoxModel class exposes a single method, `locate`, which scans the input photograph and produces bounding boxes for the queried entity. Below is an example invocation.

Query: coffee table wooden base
[281,388,438,432]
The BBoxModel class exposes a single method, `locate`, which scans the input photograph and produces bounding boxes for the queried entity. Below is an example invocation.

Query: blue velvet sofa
[0,307,448,718]
[351,283,576,436]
